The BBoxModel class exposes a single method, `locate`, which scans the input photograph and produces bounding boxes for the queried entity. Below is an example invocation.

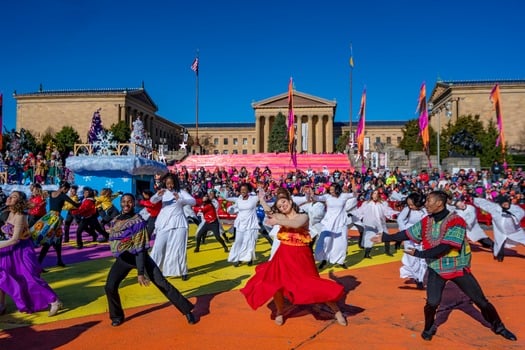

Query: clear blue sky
[1,0,524,132]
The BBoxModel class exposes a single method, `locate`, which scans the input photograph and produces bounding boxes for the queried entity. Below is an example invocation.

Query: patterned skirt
[30,211,64,246]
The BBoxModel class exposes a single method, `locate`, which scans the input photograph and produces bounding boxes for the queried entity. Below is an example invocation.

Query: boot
[364,248,372,259]
[479,237,494,250]
[394,241,402,251]
[421,303,438,341]
[357,227,364,248]
[495,245,505,262]
[384,242,393,256]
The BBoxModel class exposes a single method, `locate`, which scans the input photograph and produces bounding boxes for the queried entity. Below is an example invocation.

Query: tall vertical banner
[287,77,297,168]
[416,82,431,167]
[354,88,366,172]
[0,93,3,150]
[490,84,505,154]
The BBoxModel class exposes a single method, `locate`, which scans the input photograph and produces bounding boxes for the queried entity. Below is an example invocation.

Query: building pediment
[252,90,336,109]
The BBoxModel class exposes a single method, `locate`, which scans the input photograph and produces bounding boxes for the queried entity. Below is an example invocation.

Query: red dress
[240,226,345,310]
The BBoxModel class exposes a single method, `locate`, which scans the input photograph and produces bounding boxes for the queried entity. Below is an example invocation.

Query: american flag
[191,58,199,75]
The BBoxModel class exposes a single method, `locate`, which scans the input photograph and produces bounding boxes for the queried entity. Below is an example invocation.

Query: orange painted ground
[1,229,525,350]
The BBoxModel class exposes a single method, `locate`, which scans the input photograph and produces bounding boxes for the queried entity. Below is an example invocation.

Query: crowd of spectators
[168,163,525,206]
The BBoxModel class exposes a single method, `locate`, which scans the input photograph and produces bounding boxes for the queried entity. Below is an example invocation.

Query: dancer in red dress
[240,188,347,326]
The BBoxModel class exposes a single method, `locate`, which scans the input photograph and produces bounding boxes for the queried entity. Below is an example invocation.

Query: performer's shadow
[265,272,364,322]
[434,282,492,330]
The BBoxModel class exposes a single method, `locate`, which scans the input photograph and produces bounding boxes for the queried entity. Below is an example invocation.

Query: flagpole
[194,50,200,148]
[348,44,355,169]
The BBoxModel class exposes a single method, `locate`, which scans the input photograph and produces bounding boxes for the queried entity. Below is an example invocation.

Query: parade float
[65,110,167,206]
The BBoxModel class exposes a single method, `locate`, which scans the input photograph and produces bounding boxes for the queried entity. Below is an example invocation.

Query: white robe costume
[473,198,525,257]
[397,206,427,283]
[356,200,398,249]
[313,193,355,265]
[227,194,260,263]
[448,204,490,242]
[150,189,196,277]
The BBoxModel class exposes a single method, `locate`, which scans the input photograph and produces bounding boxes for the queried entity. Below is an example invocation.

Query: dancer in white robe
[150,174,196,280]
[473,195,525,262]
[451,199,494,249]
[356,189,399,259]
[312,184,355,269]
[227,183,260,266]
[397,192,428,289]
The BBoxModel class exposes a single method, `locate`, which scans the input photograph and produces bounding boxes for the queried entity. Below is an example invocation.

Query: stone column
[327,114,334,153]
[263,115,270,153]
[315,115,324,153]
[307,115,314,153]
[296,115,303,153]
[255,114,261,153]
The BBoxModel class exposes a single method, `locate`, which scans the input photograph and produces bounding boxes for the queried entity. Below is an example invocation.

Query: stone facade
[428,80,525,152]
[14,87,185,151]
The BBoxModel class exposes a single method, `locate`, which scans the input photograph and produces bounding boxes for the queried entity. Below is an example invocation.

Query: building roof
[251,90,336,109]
[181,120,407,129]
[14,86,159,111]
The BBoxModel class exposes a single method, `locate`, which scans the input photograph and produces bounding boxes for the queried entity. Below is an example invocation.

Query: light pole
[428,101,452,173]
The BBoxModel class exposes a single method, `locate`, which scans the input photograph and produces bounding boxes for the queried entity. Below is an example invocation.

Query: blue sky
[1,0,524,132]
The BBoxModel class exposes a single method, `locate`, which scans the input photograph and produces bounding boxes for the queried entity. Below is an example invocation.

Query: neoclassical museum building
[13,79,525,157]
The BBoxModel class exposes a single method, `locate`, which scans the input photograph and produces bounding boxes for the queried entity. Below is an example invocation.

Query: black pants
[424,268,505,333]
[38,237,64,265]
[195,220,228,251]
[76,215,108,247]
[99,206,119,226]
[63,212,79,243]
[104,251,194,322]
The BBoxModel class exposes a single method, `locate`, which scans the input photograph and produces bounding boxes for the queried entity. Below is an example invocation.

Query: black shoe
[57,262,66,268]
[497,328,517,341]
[416,281,425,290]
[224,247,229,253]
[194,248,200,253]
[337,264,348,269]
[318,260,327,269]
[111,319,124,327]
[97,237,108,243]
[421,329,435,341]
[233,261,240,267]
[185,312,196,324]
[181,274,189,281]
[76,245,83,249]
[247,260,253,266]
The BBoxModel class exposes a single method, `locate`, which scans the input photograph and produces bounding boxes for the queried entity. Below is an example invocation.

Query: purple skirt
[0,239,57,313]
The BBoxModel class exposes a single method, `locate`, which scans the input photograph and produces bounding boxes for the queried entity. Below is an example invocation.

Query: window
[386,137,391,144]
[214,150,219,155]
[375,137,381,143]
[232,149,238,154]
[243,138,248,145]
[214,138,219,145]
[222,150,228,154]
[242,149,248,154]
[223,138,228,145]
[397,136,402,144]
[252,138,256,145]
[233,138,238,145]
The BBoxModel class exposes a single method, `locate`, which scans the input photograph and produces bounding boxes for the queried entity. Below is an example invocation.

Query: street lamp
[428,101,453,173]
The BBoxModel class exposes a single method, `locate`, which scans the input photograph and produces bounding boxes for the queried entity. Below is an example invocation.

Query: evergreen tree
[88,109,104,144]
[398,119,437,154]
[110,120,131,143]
[55,126,81,158]
[267,112,288,153]
[335,131,350,153]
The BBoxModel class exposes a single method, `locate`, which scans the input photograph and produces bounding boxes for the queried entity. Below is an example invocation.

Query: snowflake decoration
[82,176,93,182]
[105,179,115,188]
[92,131,118,155]
[121,178,130,183]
